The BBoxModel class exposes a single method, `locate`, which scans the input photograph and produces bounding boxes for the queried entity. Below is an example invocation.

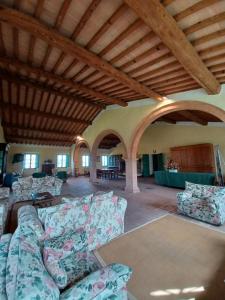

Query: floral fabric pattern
[62,194,93,204]
[0,234,12,300]
[60,263,132,300]
[0,188,10,199]
[3,201,130,300]
[0,201,8,237]
[12,176,63,201]
[43,229,88,288]
[177,182,225,225]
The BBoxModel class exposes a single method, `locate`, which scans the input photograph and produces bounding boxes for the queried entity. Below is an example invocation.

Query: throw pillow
[39,202,90,239]
[92,191,114,202]
[43,229,88,289]
[62,194,93,204]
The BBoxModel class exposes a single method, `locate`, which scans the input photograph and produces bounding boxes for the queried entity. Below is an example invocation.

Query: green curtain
[35,154,40,169]
[66,154,70,168]
[142,154,150,177]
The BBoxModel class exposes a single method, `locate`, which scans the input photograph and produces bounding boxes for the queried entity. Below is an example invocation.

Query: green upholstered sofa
[155,171,215,189]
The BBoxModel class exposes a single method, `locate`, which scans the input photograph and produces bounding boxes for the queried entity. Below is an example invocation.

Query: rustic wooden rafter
[0,5,163,101]
[0,56,127,107]
[6,135,73,146]
[0,102,92,126]
[2,122,75,140]
[0,71,104,110]
[177,111,208,125]
[124,0,220,95]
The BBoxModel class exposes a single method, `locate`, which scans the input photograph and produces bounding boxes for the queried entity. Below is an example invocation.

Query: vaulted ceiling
[0,0,225,145]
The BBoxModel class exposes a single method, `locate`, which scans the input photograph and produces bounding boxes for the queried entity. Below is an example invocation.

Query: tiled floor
[62,176,225,233]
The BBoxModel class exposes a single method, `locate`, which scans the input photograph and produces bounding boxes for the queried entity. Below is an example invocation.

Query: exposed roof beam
[0,57,127,106]
[0,71,104,110]
[0,56,125,107]
[2,122,75,140]
[124,0,220,95]
[0,102,91,126]
[6,135,73,146]
[0,5,163,101]
[177,111,207,125]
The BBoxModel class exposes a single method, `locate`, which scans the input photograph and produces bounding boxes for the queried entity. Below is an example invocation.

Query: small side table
[7,192,61,233]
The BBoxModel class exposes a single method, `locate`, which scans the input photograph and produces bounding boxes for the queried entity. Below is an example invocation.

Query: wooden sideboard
[170,143,215,173]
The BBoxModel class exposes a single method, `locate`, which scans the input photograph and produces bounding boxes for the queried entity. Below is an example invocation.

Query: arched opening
[90,130,127,190]
[73,140,90,177]
[127,101,225,193]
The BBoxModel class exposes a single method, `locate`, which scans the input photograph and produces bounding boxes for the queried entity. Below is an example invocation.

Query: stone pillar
[125,157,140,193]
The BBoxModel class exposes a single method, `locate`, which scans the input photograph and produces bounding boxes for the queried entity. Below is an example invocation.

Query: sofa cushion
[39,202,89,239]
[6,225,60,300]
[32,177,44,189]
[92,191,113,202]
[86,196,126,251]
[18,205,45,241]
[0,234,12,300]
[59,250,99,287]
[44,176,55,186]
[18,177,32,190]
[6,228,20,300]
[60,263,132,300]
[185,182,220,198]
[43,229,88,289]
[62,194,93,204]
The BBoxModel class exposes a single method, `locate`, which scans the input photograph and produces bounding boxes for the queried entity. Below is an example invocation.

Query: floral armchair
[0,187,10,237]
[0,192,132,299]
[12,176,63,201]
[177,181,225,225]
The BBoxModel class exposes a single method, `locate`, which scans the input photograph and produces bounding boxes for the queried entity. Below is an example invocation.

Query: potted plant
[165,158,179,173]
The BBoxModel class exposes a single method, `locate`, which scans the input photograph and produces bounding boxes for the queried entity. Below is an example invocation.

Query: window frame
[101,155,108,167]
[57,154,67,168]
[82,155,89,167]
[23,153,38,169]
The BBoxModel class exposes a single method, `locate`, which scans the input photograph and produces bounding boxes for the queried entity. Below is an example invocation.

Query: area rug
[96,215,225,300]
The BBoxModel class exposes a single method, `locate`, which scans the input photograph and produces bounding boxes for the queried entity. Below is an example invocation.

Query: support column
[89,153,97,183]
[125,157,140,193]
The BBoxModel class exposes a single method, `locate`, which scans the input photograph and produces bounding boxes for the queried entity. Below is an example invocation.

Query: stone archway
[73,139,90,176]
[126,101,225,193]
[90,129,128,183]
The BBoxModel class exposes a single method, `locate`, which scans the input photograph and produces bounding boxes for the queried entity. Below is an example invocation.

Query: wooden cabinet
[42,163,55,175]
[170,143,215,173]
[0,143,8,185]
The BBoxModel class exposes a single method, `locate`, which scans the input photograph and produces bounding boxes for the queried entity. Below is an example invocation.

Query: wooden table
[97,168,119,179]
[7,192,61,233]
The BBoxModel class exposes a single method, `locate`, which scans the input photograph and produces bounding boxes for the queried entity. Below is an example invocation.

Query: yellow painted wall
[83,85,225,151]
[7,144,72,176]
[137,124,225,160]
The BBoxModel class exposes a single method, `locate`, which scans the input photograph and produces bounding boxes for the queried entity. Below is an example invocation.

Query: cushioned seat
[177,182,225,225]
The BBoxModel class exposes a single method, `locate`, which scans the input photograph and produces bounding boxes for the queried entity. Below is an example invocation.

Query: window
[82,155,89,167]
[57,154,67,168]
[102,155,108,167]
[24,153,38,169]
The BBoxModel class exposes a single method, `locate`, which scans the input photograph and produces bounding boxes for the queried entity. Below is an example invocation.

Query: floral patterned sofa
[0,187,10,237]
[177,181,225,225]
[12,176,63,201]
[0,191,132,299]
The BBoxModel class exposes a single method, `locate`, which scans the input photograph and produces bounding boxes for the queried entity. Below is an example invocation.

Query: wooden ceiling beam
[176,111,208,125]
[124,0,220,95]
[184,12,225,37]
[0,102,91,126]
[6,135,73,146]
[0,71,104,110]
[2,122,75,140]
[0,56,125,107]
[174,0,221,22]
[0,5,163,101]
